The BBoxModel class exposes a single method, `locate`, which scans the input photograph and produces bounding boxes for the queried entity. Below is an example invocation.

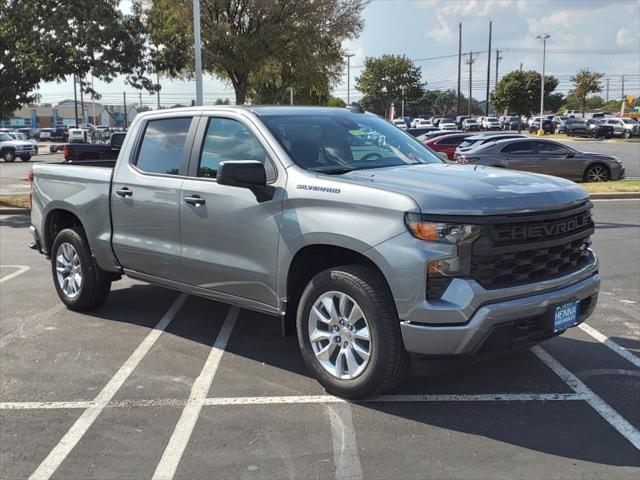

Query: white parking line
[0,265,30,284]
[28,293,188,480]
[0,401,91,410]
[151,306,239,480]
[327,404,363,480]
[578,322,640,368]
[532,345,640,450]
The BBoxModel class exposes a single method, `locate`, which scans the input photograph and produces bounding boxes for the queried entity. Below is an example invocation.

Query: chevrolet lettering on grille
[492,213,592,243]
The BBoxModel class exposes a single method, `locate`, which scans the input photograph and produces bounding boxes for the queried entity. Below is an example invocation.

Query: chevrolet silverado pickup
[29,106,600,399]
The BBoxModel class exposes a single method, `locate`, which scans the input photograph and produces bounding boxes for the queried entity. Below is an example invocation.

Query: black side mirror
[217,161,266,189]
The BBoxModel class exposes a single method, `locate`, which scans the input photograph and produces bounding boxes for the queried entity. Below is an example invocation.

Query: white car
[392,118,407,130]
[0,132,36,162]
[439,119,457,130]
[411,118,433,128]
[481,117,500,130]
[7,132,38,154]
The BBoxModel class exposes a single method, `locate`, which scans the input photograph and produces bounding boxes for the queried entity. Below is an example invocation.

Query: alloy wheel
[55,242,82,298]
[308,291,371,380]
[587,166,608,182]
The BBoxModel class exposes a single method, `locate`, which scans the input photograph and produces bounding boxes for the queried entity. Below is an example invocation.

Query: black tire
[584,163,611,183]
[2,150,16,162]
[51,227,111,311]
[296,265,407,399]
[20,155,31,162]
[624,130,631,139]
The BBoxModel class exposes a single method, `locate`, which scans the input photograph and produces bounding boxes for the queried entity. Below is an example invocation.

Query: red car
[424,133,474,160]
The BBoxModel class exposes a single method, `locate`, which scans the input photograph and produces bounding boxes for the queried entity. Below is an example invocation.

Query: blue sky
[36,0,640,106]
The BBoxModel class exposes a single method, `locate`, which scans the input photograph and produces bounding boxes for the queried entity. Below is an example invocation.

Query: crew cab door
[111,116,197,279]
[178,114,283,308]
[499,141,538,171]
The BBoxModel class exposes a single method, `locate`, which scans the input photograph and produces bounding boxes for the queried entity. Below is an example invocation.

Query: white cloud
[616,26,638,46]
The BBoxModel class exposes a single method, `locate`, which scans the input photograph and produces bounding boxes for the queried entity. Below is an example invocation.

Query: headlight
[405,213,482,298]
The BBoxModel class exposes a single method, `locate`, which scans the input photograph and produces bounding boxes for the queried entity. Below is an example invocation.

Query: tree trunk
[230,72,247,105]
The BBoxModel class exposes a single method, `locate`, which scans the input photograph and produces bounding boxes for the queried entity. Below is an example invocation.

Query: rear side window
[136,118,192,175]
[437,136,467,146]
[501,141,534,154]
[198,118,271,178]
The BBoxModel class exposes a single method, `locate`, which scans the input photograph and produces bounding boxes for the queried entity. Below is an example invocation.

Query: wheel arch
[43,208,84,255]
[583,162,611,182]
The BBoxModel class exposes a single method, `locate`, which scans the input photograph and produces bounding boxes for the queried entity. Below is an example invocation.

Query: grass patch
[582,180,640,193]
[0,195,29,209]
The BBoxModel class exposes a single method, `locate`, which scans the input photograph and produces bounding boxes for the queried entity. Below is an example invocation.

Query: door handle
[116,187,133,198]
[184,195,206,206]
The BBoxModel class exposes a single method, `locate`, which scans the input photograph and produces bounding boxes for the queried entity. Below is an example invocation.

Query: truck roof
[136,105,365,118]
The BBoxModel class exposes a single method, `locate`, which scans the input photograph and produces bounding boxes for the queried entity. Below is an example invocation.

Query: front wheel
[296,265,407,399]
[624,130,631,139]
[20,155,31,162]
[584,164,610,182]
[51,227,112,311]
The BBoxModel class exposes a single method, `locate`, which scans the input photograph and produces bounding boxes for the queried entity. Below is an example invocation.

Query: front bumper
[400,255,599,356]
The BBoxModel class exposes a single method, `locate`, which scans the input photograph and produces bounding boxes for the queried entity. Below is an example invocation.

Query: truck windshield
[260,112,442,173]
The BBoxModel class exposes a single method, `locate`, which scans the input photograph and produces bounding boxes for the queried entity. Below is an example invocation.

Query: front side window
[536,141,570,154]
[261,112,441,174]
[136,118,192,175]
[198,118,271,178]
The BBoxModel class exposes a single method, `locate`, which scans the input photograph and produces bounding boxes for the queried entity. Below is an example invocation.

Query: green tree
[142,0,366,105]
[491,70,559,117]
[570,69,604,116]
[327,96,347,108]
[356,55,424,115]
[0,0,157,119]
[214,98,231,105]
[586,95,604,110]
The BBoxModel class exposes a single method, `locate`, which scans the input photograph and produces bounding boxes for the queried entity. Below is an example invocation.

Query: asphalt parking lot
[1,200,639,479]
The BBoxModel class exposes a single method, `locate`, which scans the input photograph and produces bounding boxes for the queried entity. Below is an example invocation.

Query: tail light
[27,168,33,210]
[63,145,69,160]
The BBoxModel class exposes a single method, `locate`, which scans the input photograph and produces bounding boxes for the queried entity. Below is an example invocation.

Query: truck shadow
[88,286,639,468]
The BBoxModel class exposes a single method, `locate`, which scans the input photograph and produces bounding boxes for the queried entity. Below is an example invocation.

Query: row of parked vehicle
[413,130,624,182]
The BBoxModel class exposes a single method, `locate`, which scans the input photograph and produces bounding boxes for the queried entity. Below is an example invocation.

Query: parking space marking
[533,345,640,450]
[28,293,188,480]
[0,401,91,410]
[327,404,363,480]
[0,265,30,284]
[152,306,239,480]
[578,322,640,368]
[0,302,66,349]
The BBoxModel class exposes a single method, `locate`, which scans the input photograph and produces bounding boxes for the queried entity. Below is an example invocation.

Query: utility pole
[621,75,625,100]
[193,0,203,105]
[345,53,355,105]
[495,49,502,87]
[466,52,477,116]
[536,33,550,135]
[485,21,492,116]
[91,74,96,125]
[123,92,128,129]
[401,86,406,117]
[73,74,79,127]
[519,62,523,72]
[290,87,293,105]
[156,72,161,109]
[457,22,462,114]
[79,77,85,125]
[606,77,609,102]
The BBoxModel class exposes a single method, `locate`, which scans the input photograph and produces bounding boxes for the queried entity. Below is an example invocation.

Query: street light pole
[345,53,355,105]
[401,86,406,118]
[537,33,550,136]
[193,0,203,106]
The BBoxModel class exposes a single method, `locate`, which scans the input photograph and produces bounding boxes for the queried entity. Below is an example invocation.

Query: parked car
[458,138,624,182]
[481,116,500,130]
[424,133,474,160]
[63,132,126,162]
[604,117,639,138]
[439,118,457,130]
[37,128,54,141]
[0,132,36,162]
[455,115,470,129]
[454,133,527,161]
[406,126,439,137]
[411,118,433,128]
[7,132,38,154]
[29,105,601,399]
[563,119,591,137]
[552,116,572,134]
[500,115,524,131]
[585,119,614,138]
[461,118,480,131]
[416,130,463,142]
[392,118,407,130]
[529,118,554,134]
[68,128,92,143]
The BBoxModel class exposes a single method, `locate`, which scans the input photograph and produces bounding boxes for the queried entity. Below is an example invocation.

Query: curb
[589,192,640,199]
[0,207,30,215]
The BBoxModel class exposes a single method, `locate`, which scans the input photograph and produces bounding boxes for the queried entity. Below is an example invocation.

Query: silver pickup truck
[30,106,599,399]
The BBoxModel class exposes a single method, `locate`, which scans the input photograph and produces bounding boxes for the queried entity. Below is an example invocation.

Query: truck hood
[341,163,589,215]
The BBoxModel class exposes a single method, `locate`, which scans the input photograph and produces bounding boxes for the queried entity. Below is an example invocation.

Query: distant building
[1,101,139,129]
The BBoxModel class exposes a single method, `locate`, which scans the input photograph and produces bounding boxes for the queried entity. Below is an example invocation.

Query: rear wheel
[2,150,16,162]
[584,164,610,182]
[20,155,31,162]
[51,227,111,310]
[297,265,407,399]
[624,130,631,139]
